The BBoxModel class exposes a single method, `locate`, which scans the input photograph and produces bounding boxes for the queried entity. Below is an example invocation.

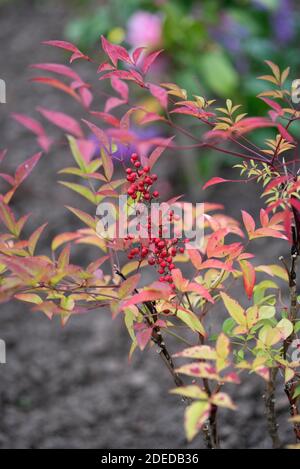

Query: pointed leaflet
[185,401,211,442]
[81,119,109,150]
[220,292,247,327]
[31,77,80,101]
[148,84,168,109]
[147,137,174,169]
[141,49,163,74]
[101,36,132,67]
[15,152,42,186]
[203,177,233,190]
[216,333,230,372]
[121,282,171,309]
[210,393,236,410]
[42,40,91,63]
[242,210,255,236]
[239,259,256,299]
[51,232,81,251]
[28,223,47,255]
[66,206,96,230]
[12,113,52,152]
[37,107,83,137]
[175,306,206,336]
[170,385,208,400]
[30,63,82,82]
[173,345,217,360]
[118,274,140,299]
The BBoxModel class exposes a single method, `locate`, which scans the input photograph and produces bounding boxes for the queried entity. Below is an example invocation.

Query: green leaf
[259,305,276,319]
[276,318,293,339]
[176,306,206,336]
[184,401,211,441]
[294,321,300,334]
[101,148,114,181]
[220,292,247,327]
[170,385,208,400]
[59,181,97,204]
[198,49,238,96]
[67,135,87,171]
[222,317,236,336]
[293,385,300,400]
[66,206,96,230]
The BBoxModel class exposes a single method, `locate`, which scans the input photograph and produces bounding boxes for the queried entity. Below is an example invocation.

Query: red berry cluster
[124,153,187,290]
[126,153,159,201]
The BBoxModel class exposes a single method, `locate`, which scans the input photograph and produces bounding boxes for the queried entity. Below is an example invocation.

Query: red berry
[166,256,172,263]
[158,268,165,274]
[153,191,159,198]
[131,153,138,161]
[143,166,150,173]
[131,193,137,200]
[127,188,134,196]
[179,247,185,253]
[171,247,177,256]
[141,247,148,257]
[126,168,132,174]
[144,193,150,200]
[169,263,175,270]
[151,174,158,181]
[134,161,141,168]
[160,261,167,268]
[148,258,155,266]
[158,241,165,249]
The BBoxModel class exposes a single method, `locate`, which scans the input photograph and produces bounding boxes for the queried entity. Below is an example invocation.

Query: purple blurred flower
[89,126,162,162]
[126,11,162,48]
[212,13,249,54]
[272,0,295,44]
[210,13,250,73]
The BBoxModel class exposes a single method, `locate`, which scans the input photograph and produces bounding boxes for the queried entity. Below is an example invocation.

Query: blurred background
[0,0,296,448]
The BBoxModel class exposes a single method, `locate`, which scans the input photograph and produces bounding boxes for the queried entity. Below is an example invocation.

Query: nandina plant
[1,37,300,449]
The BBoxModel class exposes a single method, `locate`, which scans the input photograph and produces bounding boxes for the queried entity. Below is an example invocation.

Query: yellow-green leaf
[185,401,211,441]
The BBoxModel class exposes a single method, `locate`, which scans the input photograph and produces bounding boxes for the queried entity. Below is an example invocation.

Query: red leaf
[148,137,174,169]
[37,107,83,137]
[97,62,115,73]
[148,84,168,109]
[42,40,91,63]
[277,123,295,143]
[242,210,256,235]
[260,97,283,115]
[187,249,202,269]
[31,77,80,101]
[101,36,132,67]
[81,119,109,150]
[186,282,214,303]
[141,49,163,74]
[12,113,45,136]
[90,111,120,128]
[134,324,153,351]
[15,152,42,185]
[104,96,126,113]
[111,76,128,101]
[12,113,52,152]
[239,259,255,299]
[122,282,171,308]
[132,46,146,64]
[30,63,82,82]
[203,177,231,190]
